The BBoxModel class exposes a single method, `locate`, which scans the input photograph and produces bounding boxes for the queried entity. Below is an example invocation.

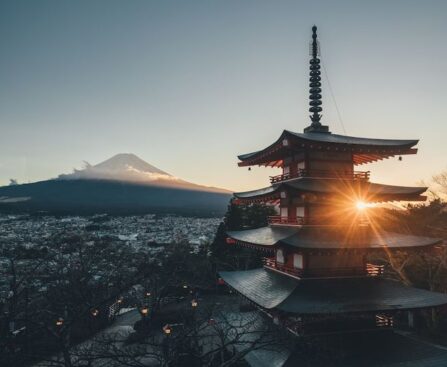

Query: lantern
[141,306,149,316]
[163,324,172,335]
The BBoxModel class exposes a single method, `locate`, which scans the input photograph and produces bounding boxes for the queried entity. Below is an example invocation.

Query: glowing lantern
[140,306,149,316]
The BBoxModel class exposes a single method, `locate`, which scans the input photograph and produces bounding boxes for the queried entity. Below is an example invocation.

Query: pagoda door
[276,249,285,264]
[293,254,303,269]
[280,207,288,220]
[296,206,305,220]
[297,161,305,175]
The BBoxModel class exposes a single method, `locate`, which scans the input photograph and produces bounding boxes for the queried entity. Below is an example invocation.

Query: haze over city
[1,0,446,192]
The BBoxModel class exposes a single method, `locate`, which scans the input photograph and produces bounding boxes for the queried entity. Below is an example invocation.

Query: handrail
[263,258,384,278]
[268,216,323,225]
[268,215,370,226]
[268,215,306,225]
[263,258,303,278]
[366,263,384,277]
[270,169,370,183]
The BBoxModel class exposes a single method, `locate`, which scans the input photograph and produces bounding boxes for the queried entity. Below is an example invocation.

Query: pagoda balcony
[268,215,371,227]
[268,215,322,226]
[269,169,370,184]
[268,215,306,226]
[262,257,303,278]
[263,258,384,279]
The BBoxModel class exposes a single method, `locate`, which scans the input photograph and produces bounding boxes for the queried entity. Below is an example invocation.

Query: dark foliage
[210,202,276,271]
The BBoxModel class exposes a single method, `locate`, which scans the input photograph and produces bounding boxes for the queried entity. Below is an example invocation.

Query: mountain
[0,154,232,215]
[57,153,228,194]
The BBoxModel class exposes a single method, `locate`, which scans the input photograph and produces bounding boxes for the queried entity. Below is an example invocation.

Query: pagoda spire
[304,25,329,133]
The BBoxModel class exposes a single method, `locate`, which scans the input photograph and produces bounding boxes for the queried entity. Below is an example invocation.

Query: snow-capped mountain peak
[92,153,170,176]
[57,153,230,194]
[58,153,175,182]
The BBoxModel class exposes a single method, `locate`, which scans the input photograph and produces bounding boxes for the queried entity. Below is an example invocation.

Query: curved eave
[219,268,297,309]
[237,130,419,167]
[286,130,418,147]
[234,185,279,200]
[219,268,447,314]
[278,277,447,314]
[227,226,296,247]
[233,178,428,203]
[237,131,288,167]
[227,226,443,250]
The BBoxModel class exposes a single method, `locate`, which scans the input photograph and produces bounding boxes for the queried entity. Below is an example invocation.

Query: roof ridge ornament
[304,25,330,134]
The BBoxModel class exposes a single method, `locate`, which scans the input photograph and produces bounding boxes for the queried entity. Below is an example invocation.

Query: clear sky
[0,0,446,192]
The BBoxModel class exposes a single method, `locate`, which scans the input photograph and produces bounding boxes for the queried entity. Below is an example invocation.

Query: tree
[210,202,276,271]
[0,234,152,367]
[370,200,447,332]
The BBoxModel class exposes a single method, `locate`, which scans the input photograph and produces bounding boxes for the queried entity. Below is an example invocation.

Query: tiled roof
[227,226,442,250]
[238,130,418,163]
[220,311,447,367]
[219,268,447,314]
[219,268,297,309]
[287,130,418,147]
[234,177,426,200]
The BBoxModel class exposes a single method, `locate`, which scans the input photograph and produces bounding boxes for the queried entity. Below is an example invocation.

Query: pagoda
[219,26,447,344]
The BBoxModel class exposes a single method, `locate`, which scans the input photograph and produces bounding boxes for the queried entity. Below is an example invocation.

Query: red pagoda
[219,26,447,364]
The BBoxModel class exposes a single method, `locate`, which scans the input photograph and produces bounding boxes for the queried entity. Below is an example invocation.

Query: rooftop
[227,226,441,250]
[219,268,447,314]
[238,130,419,167]
[234,177,427,202]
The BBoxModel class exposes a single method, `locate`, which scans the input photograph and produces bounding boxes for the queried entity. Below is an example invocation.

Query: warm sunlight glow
[356,201,376,210]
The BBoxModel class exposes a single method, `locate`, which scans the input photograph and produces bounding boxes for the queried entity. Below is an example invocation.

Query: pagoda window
[283,166,290,175]
[293,254,303,269]
[280,207,288,218]
[296,206,305,218]
[297,161,305,170]
[276,249,285,264]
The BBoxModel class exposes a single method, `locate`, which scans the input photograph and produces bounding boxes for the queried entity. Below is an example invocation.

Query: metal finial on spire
[309,25,322,126]
[304,26,329,133]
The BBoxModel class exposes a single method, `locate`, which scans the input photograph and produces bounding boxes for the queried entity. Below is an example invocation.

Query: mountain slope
[0,154,232,215]
[58,153,229,194]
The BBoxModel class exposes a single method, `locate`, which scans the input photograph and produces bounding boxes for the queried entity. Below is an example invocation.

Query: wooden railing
[263,258,302,278]
[268,215,306,225]
[263,258,384,279]
[366,263,384,277]
[375,314,394,328]
[270,169,370,184]
[268,215,370,227]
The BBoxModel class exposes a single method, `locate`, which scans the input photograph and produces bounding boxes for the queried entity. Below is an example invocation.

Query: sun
[356,201,375,210]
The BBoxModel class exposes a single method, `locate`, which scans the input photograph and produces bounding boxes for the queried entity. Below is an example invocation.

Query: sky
[0,0,446,192]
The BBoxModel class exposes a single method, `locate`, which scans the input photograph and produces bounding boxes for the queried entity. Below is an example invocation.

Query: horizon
[1,0,447,192]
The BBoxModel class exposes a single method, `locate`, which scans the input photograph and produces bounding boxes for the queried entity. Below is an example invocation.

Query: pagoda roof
[238,130,418,166]
[234,177,427,202]
[287,130,418,147]
[227,226,441,250]
[223,311,447,367]
[219,268,447,314]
